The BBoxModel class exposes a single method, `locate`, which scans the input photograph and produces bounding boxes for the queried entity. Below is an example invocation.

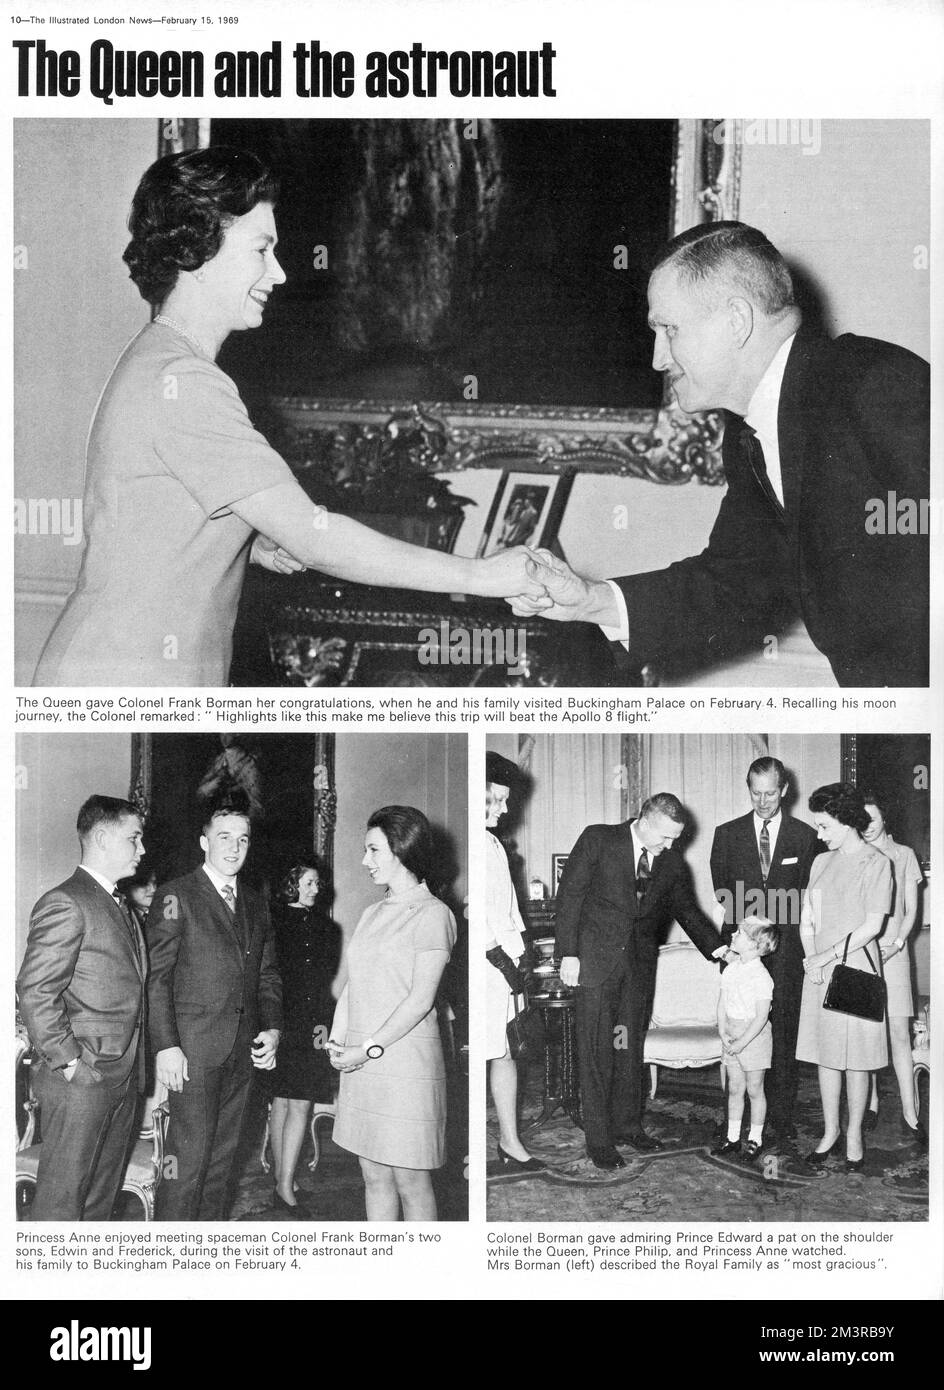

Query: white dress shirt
[202,861,238,903]
[754,809,782,864]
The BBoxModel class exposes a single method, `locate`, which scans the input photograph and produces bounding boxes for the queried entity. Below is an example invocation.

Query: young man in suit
[555,793,722,1170]
[148,795,282,1219]
[710,757,821,1152]
[509,221,929,688]
[17,795,148,1219]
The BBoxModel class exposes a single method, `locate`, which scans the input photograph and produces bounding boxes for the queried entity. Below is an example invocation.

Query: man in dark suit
[555,793,722,1170]
[17,795,148,1219]
[509,221,929,688]
[148,795,282,1219]
[710,756,821,1150]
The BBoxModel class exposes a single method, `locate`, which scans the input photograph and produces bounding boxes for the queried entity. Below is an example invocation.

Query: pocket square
[781,856,798,865]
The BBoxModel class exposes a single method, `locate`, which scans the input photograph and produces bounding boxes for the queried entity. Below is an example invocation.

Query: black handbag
[506,989,530,1060]
[822,935,886,1022]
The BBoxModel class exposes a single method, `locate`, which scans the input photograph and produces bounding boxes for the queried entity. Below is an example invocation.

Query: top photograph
[14,117,930,690]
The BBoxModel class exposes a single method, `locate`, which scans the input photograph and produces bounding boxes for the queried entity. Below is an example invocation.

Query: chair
[15,1043,170,1221]
[260,1101,337,1176]
[643,942,724,1098]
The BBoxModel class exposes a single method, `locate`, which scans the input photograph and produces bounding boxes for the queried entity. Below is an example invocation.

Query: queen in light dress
[796,783,891,1174]
[329,807,456,1221]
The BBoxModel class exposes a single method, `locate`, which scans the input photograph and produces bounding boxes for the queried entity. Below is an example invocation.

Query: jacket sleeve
[16,890,84,1069]
[669,859,723,961]
[615,425,795,673]
[554,829,598,960]
[256,900,283,1032]
[146,883,185,1053]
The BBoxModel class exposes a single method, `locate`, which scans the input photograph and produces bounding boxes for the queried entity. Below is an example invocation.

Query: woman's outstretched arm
[232,480,546,600]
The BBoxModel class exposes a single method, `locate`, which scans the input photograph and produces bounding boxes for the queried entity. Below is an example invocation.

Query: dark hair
[367,805,433,884]
[639,792,686,825]
[858,787,891,831]
[201,788,252,836]
[747,756,787,789]
[485,751,520,789]
[652,220,795,316]
[278,862,321,904]
[808,782,871,834]
[118,859,157,891]
[76,794,140,844]
[123,146,279,305]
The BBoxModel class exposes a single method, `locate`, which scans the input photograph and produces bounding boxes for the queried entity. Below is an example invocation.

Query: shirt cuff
[599,580,630,645]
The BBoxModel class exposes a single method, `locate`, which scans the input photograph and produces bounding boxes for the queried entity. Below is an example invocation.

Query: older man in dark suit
[555,793,722,1170]
[710,756,821,1151]
[17,795,148,1219]
[148,794,282,1219]
[510,221,929,688]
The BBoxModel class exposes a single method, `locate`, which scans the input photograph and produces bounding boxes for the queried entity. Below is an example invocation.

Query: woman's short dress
[333,882,456,1170]
[795,843,892,1071]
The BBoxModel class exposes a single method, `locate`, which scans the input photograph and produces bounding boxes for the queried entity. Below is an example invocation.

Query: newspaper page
[5,0,941,1356]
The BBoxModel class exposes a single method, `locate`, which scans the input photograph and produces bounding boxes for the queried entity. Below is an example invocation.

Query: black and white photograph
[484,732,930,1223]
[14,117,929,690]
[15,731,468,1223]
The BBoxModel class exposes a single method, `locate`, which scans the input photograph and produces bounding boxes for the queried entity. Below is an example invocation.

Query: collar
[745,332,796,438]
[630,824,651,868]
[202,862,238,898]
[79,863,117,897]
[753,810,782,836]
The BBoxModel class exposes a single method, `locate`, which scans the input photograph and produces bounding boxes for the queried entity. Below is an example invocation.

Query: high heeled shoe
[272,1189,309,1215]
[497,1143,546,1172]
[844,1143,866,1174]
[805,1136,842,1166]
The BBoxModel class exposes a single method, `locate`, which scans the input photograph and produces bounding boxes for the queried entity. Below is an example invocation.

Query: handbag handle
[839,934,879,975]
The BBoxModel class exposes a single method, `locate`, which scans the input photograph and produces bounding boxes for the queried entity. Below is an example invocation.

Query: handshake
[485,547,622,628]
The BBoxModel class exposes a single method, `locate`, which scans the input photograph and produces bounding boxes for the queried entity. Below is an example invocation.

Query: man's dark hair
[639,792,686,825]
[201,788,253,836]
[747,756,788,789]
[76,795,140,844]
[123,145,279,305]
[652,220,796,316]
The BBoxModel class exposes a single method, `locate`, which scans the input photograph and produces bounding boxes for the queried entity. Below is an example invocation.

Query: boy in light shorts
[711,916,781,1161]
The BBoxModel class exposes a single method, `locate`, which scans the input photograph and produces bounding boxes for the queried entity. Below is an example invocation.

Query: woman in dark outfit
[269,862,340,1212]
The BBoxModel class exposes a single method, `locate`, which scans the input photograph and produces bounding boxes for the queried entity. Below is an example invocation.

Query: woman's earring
[194,268,206,283]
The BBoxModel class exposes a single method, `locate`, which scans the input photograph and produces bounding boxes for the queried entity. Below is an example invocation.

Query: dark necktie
[738,422,784,518]
[636,847,651,906]
[759,822,771,882]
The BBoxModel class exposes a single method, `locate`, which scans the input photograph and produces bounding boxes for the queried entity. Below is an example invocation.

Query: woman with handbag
[796,783,892,1173]
[485,752,544,1171]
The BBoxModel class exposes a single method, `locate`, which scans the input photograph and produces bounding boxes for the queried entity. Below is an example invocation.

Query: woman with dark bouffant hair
[32,147,541,687]
[267,861,340,1214]
[796,782,892,1173]
[328,806,456,1220]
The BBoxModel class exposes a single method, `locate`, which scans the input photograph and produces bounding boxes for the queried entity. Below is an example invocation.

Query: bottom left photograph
[14,730,468,1223]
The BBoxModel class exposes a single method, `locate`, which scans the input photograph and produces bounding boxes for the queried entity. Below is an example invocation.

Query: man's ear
[727,295,755,347]
[199,834,208,857]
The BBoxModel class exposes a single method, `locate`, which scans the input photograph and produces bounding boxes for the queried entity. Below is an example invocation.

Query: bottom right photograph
[483,731,930,1224]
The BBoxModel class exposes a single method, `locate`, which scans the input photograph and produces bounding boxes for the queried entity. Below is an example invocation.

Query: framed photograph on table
[476,466,575,558]
[551,853,570,896]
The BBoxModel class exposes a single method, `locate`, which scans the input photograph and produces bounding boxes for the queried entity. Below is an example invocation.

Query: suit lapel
[767,816,802,885]
[193,868,246,965]
[81,872,146,980]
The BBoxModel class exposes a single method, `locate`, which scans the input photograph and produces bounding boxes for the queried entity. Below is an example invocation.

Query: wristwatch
[363,1037,385,1060]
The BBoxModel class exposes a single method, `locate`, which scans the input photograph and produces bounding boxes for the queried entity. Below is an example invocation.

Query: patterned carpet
[487,1061,928,1224]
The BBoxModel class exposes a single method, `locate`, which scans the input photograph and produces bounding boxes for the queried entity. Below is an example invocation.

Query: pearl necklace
[153,313,215,359]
